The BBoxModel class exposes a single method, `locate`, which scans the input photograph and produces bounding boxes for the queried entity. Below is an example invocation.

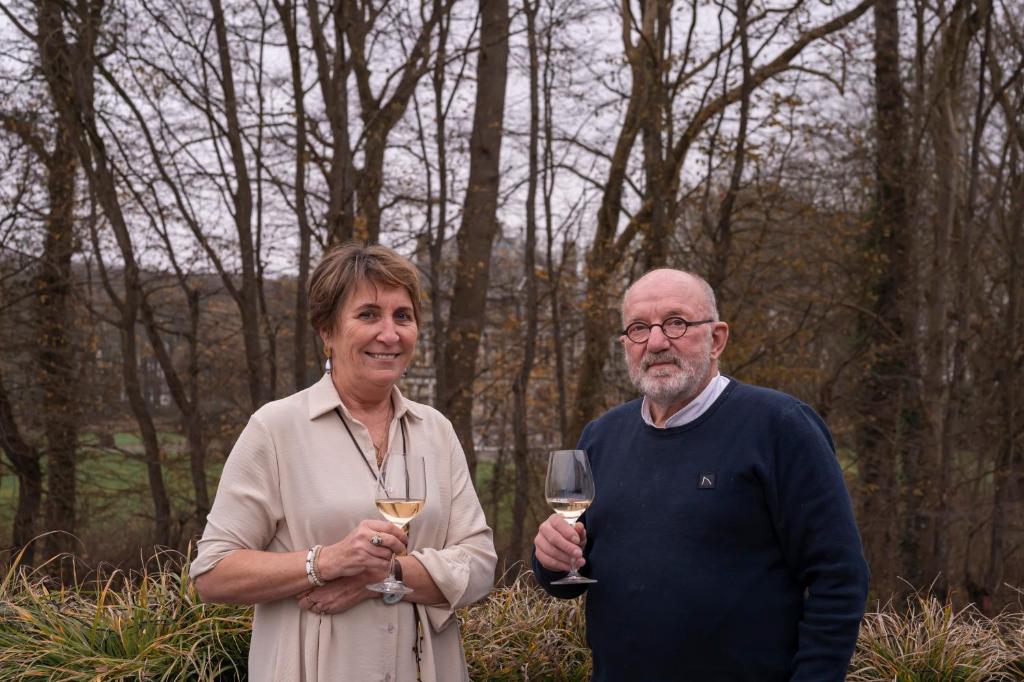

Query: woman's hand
[318,520,407,580]
[534,513,587,573]
[297,567,388,616]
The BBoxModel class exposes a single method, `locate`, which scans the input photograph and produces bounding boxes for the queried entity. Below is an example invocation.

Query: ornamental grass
[0,549,249,680]
[460,569,590,681]
[2,551,1024,681]
[848,594,1021,682]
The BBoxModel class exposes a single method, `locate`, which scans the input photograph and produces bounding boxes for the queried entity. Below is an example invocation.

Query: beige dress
[190,374,497,682]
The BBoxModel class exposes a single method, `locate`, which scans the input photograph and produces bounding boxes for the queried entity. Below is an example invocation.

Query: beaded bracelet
[305,544,325,587]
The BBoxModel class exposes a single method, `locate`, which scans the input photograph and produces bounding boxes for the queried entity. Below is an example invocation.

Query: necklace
[372,400,395,466]
[335,404,408,480]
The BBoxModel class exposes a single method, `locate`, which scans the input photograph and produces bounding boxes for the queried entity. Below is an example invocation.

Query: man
[533,269,869,681]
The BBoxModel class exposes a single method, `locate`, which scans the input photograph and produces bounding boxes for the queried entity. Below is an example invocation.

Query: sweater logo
[698,473,715,489]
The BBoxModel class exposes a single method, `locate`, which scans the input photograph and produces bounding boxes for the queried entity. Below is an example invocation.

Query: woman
[191,243,497,681]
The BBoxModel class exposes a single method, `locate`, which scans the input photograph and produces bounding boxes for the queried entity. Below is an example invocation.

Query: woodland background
[0,0,1021,611]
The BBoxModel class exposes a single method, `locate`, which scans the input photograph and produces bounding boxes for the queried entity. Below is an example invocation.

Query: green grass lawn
[0,433,225,559]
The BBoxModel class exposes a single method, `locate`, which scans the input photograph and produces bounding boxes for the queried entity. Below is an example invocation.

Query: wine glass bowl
[545,449,597,585]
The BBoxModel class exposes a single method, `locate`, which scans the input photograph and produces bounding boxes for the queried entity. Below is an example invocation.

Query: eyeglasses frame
[619,316,715,344]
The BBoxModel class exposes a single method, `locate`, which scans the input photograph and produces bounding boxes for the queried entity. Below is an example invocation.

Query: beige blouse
[190,374,497,682]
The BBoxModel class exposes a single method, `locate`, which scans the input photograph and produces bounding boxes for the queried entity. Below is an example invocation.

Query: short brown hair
[308,242,423,334]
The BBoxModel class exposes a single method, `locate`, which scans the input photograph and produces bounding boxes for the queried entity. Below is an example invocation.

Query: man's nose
[646,324,671,352]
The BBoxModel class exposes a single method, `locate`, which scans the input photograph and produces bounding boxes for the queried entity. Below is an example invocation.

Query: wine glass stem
[568,556,579,576]
[386,553,398,581]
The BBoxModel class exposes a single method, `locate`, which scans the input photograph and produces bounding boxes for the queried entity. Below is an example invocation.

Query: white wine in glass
[376,499,424,527]
[545,449,597,585]
[368,453,426,596]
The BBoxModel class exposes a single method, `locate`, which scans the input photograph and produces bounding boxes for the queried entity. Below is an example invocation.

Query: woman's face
[322,279,418,394]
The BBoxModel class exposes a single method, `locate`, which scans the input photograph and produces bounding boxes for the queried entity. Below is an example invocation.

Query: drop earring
[324,347,333,375]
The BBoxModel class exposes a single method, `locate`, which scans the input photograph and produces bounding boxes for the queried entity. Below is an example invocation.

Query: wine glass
[368,453,426,595]
[545,449,597,585]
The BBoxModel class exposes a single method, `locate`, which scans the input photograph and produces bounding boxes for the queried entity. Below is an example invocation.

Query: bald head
[623,269,719,323]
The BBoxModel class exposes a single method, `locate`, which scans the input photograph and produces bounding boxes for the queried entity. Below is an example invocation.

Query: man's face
[621,271,728,405]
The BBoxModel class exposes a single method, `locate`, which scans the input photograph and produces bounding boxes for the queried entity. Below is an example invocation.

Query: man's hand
[534,513,587,573]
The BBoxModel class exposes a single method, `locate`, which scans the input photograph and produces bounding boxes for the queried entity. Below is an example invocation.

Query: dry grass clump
[849,595,1018,681]
[461,571,590,681]
[0,549,250,681]
[3,552,1024,681]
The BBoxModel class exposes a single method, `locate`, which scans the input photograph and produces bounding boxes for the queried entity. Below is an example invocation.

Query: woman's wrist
[316,544,340,581]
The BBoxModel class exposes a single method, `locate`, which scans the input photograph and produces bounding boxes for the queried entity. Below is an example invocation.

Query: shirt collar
[307,372,425,422]
[640,373,730,429]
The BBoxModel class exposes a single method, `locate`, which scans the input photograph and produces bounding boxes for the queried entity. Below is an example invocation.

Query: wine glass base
[551,575,597,585]
[367,579,415,595]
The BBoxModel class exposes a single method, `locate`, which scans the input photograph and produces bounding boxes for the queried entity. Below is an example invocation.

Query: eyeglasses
[620,316,714,344]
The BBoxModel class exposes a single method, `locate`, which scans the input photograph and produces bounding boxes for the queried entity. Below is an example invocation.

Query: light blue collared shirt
[640,373,730,428]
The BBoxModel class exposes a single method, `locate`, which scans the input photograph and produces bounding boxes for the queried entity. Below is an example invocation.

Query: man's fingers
[541,517,583,554]
[535,547,571,573]
[536,546,585,573]
[538,524,584,564]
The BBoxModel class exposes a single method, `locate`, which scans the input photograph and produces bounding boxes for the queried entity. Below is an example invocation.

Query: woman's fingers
[361,521,407,557]
[322,520,410,578]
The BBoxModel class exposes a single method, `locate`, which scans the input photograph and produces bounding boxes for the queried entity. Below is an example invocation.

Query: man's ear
[710,322,729,359]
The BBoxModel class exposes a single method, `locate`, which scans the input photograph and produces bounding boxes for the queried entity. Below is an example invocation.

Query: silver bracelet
[305,545,325,587]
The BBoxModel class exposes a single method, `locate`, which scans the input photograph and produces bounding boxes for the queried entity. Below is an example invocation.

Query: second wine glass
[368,452,426,596]
[545,449,597,585]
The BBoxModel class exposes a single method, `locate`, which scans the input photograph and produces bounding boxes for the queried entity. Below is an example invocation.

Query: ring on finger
[370,533,382,546]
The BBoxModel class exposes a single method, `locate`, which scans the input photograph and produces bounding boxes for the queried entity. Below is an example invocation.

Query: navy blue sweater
[534,380,869,681]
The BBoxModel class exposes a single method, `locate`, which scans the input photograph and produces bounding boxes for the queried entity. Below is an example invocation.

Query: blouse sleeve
[410,423,497,633]
[189,414,283,579]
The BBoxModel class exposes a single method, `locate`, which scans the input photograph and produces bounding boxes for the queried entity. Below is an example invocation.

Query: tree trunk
[917,0,978,593]
[274,0,314,391]
[542,8,568,446]
[852,0,919,597]
[37,0,172,550]
[345,0,454,243]
[508,0,541,566]
[707,0,752,296]
[37,121,80,563]
[209,0,265,411]
[0,370,42,565]
[441,0,509,480]
[429,1,451,407]
[985,14,1023,601]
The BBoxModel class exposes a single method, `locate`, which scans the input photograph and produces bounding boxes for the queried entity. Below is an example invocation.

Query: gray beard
[627,345,712,406]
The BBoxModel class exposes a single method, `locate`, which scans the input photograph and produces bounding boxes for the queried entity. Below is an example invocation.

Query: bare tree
[442,0,510,478]
[34,0,173,550]
[0,100,78,564]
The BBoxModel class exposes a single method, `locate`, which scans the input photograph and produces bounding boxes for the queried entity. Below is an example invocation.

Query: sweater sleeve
[767,402,870,682]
